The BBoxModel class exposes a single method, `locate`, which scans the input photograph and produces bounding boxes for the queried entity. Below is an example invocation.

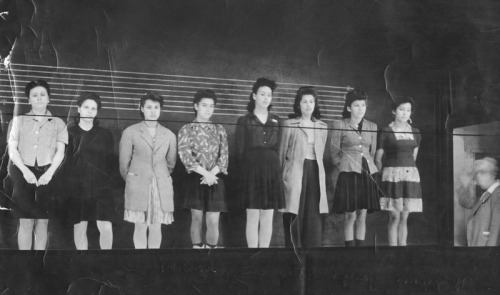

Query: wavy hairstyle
[341,89,368,119]
[288,86,321,120]
[246,77,276,113]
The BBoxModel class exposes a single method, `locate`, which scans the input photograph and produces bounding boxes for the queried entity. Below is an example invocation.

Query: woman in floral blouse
[178,89,229,249]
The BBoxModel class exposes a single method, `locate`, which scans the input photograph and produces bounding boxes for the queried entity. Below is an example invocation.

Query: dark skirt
[332,158,381,214]
[283,159,323,248]
[183,172,227,212]
[68,184,115,224]
[9,164,55,219]
[240,148,285,210]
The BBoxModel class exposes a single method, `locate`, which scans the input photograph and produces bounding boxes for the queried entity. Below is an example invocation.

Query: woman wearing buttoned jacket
[279,86,329,248]
[330,89,380,247]
[119,92,177,249]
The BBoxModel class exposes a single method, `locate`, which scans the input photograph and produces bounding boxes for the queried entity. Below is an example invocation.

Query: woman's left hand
[37,171,54,186]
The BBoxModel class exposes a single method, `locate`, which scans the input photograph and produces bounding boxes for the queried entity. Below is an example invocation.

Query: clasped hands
[200,166,220,186]
[22,169,53,186]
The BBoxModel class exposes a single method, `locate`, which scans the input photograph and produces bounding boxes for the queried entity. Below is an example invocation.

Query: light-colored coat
[119,122,177,212]
[279,118,329,215]
[330,118,378,174]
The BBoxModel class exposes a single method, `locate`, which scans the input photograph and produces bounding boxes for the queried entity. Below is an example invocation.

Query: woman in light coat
[119,92,177,249]
[279,86,329,248]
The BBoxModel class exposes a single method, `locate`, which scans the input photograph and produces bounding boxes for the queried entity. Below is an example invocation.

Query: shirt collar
[487,180,500,194]
[193,119,215,130]
[248,112,278,125]
[24,110,53,122]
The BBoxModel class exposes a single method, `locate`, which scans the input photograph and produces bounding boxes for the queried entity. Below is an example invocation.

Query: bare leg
[344,212,356,242]
[18,218,35,250]
[33,219,48,250]
[258,209,274,248]
[205,212,220,246]
[398,212,409,246]
[190,209,204,245]
[355,209,367,240]
[246,209,260,248]
[133,223,148,249]
[147,224,162,249]
[96,220,113,250]
[74,221,89,250]
[387,211,400,246]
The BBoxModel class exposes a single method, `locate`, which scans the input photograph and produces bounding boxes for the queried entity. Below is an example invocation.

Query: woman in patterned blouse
[178,89,229,249]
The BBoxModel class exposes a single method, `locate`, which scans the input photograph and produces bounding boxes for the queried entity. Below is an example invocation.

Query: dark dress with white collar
[235,113,285,210]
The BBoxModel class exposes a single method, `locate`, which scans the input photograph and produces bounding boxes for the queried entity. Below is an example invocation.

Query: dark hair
[74,92,102,124]
[289,86,321,120]
[77,92,102,109]
[139,91,164,119]
[247,77,276,113]
[392,96,415,112]
[193,89,217,116]
[341,89,368,119]
[25,79,51,98]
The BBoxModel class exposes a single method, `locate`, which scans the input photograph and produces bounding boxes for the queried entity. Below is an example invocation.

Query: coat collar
[288,117,325,135]
[138,121,168,150]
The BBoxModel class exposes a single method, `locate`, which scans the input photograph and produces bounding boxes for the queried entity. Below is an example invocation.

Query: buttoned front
[9,110,68,166]
[119,122,177,212]
[330,118,378,174]
[279,118,329,215]
[235,112,281,159]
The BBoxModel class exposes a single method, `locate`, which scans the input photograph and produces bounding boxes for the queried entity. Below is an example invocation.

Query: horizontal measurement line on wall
[11,64,350,90]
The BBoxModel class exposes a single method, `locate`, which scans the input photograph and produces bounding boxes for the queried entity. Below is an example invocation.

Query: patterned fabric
[178,120,229,174]
[389,122,414,141]
[379,197,422,212]
[124,176,174,225]
[381,167,420,182]
[378,123,422,212]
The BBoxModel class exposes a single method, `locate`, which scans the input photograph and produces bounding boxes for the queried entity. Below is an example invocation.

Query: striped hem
[379,197,422,212]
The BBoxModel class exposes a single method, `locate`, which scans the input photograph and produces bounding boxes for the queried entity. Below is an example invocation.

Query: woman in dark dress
[330,89,380,247]
[65,92,115,250]
[375,97,422,246]
[236,77,285,248]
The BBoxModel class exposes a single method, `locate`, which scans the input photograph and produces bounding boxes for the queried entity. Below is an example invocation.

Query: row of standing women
[7,78,423,250]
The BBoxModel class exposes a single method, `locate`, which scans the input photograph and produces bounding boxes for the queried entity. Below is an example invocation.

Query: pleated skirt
[332,158,381,213]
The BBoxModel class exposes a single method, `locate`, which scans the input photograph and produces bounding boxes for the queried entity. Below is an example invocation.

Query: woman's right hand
[22,169,37,185]
[201,172,218,186]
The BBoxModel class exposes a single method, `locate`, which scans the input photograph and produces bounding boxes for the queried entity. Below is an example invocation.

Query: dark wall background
[0,0,465,249]
[0,0,500,292]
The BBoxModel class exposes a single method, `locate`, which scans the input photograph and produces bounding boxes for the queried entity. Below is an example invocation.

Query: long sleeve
[216,125,229,174]
[330,120,343,166]
[487,190,500,246]
[119,128,133,180]
[166,134,177,174]
[278,120,292,168]
[369,122,377,158]
[235,116,246,161]
[177,125,199,173]
[104,129,115,177]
